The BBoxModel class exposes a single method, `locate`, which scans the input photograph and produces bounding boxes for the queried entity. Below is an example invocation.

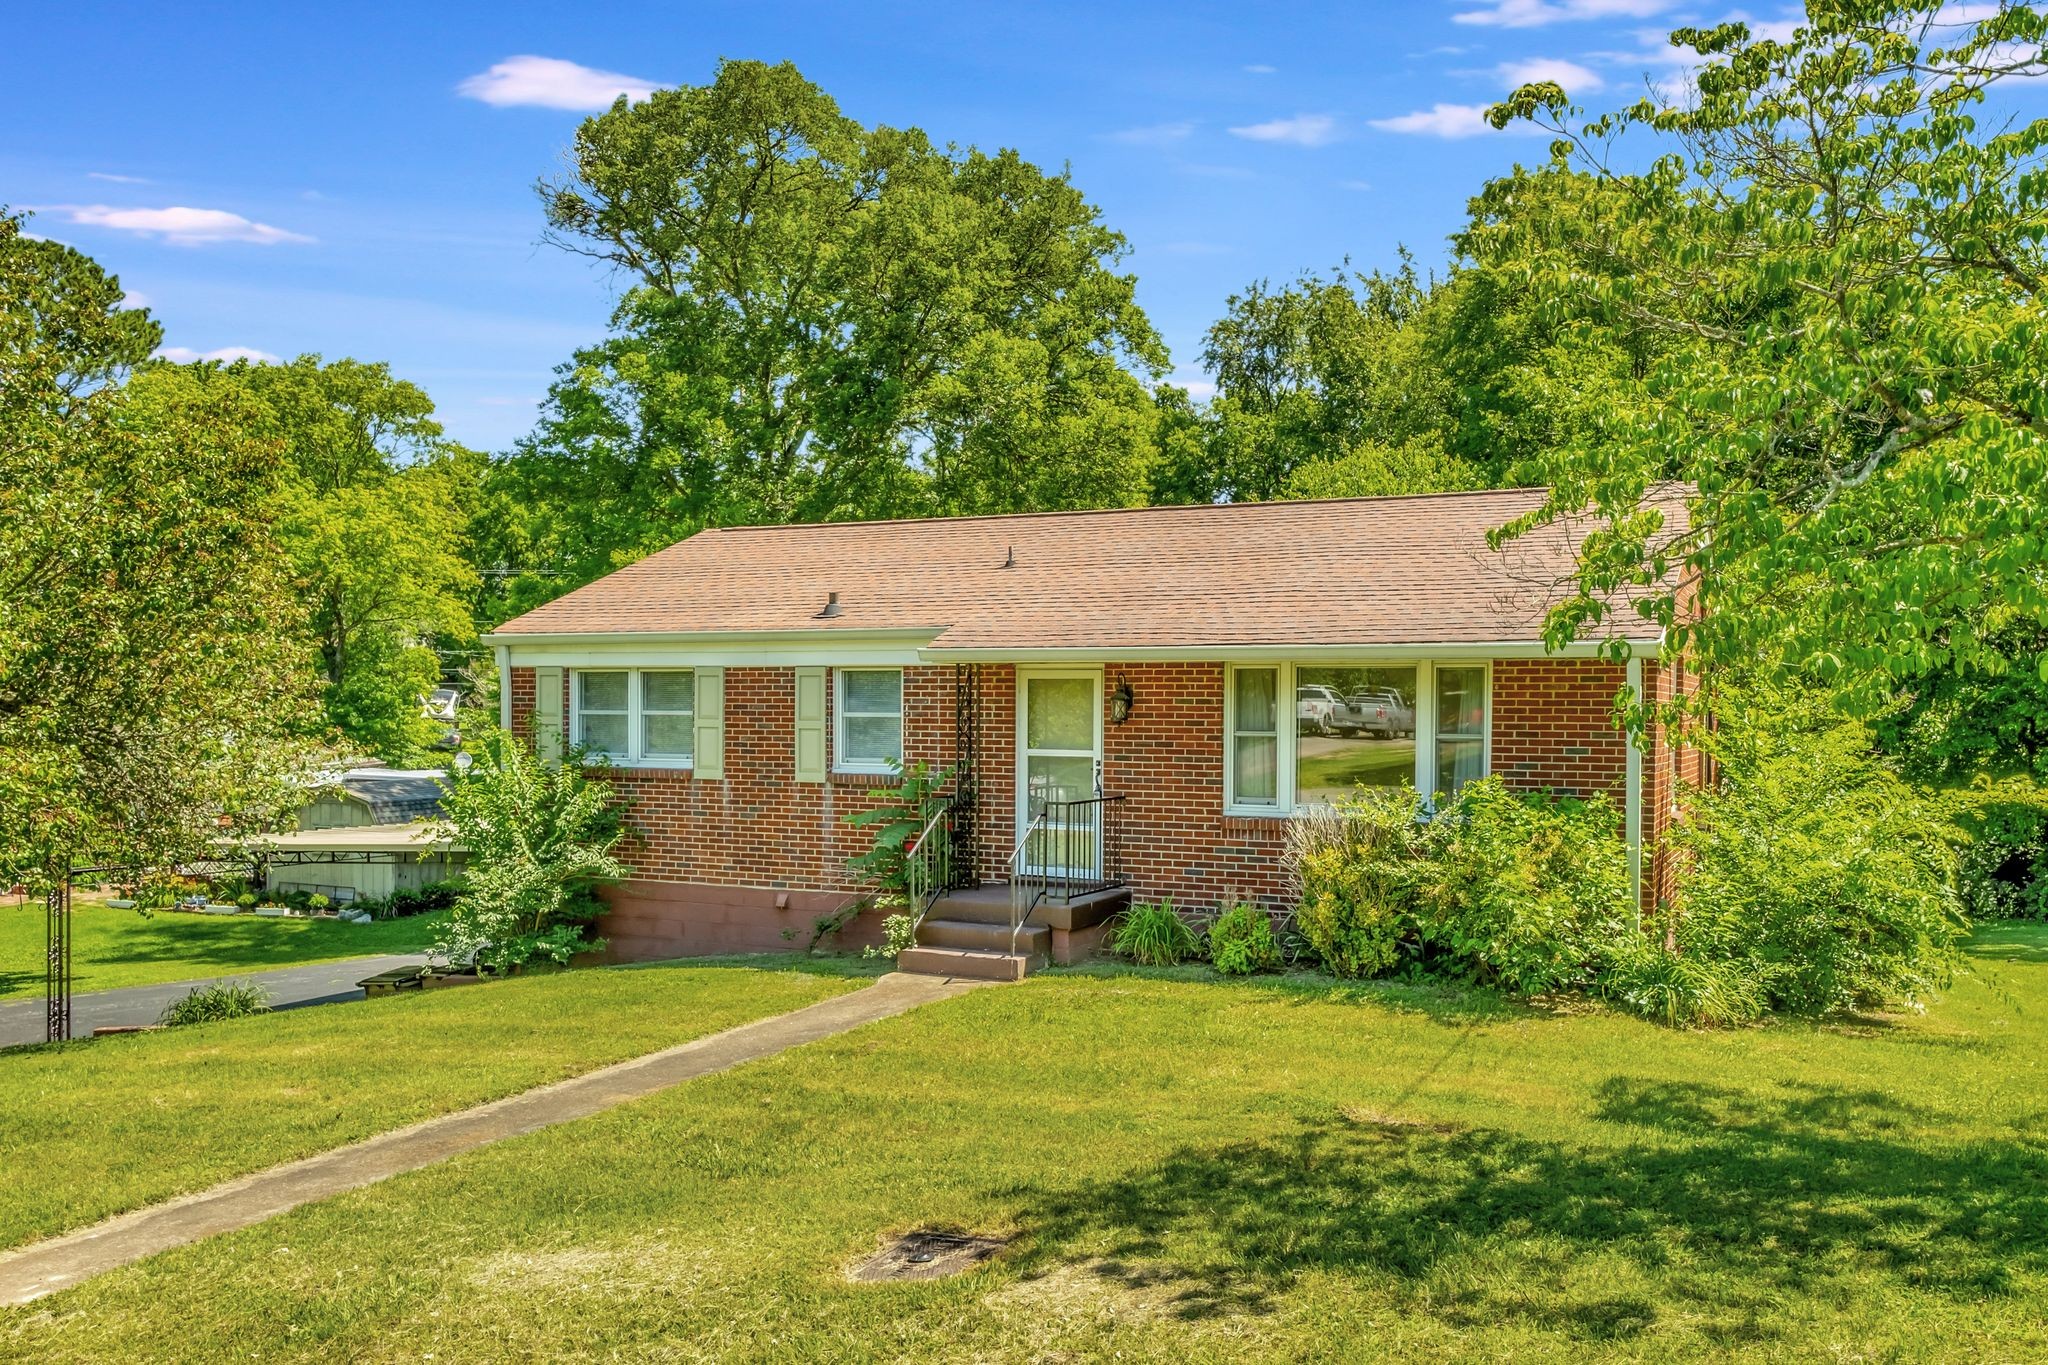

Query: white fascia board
[492,628,941,669]
[919,637,1664,664]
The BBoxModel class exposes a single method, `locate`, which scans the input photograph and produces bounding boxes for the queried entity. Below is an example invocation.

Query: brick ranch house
[488,488,1698,979]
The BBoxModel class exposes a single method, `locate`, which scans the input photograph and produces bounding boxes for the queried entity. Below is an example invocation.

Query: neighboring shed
[279,768,465,902]
[297,767,451,829]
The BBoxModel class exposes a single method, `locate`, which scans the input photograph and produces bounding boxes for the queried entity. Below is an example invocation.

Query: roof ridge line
[705,485,1558,534]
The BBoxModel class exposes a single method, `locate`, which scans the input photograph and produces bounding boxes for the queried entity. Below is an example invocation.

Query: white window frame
[569,667,696,769]
[637,669,697,763]
[1224,665,1284,813]
[1430,661,1493,802]
[834,667,905,774]
[1223,660,1491,816]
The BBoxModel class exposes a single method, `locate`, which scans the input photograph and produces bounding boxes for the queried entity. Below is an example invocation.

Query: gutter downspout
[1625,654,1644,920]
[495,644,512,733]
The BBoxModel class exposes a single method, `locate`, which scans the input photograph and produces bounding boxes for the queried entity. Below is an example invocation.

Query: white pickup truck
[1331,688,1415,739]
[1296,684,1344,735]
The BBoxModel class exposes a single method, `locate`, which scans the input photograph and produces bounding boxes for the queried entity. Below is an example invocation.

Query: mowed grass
[6,929,2044,1362]
[0,960,868,1250]
[0,900,453,1002]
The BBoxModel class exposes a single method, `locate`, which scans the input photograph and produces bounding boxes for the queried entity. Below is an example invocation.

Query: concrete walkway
[0,970,982,1306]
[0,954,432,1049]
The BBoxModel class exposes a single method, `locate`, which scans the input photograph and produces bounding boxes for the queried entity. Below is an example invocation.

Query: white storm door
[1016,669,1103,875]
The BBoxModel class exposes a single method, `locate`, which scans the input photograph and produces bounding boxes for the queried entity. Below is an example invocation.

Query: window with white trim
[835,668,903,772]
[1228,667,1280,808]
[572,670,629,757]
[570,668,695,766]
[1224,661,1489,813]
[1434,664,1487,798]
[639,671,696,762]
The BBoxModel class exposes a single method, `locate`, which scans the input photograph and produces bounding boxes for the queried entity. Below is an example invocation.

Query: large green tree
[0,212,314,885]
[137,356,482,762]
[484,59,1168,612]
[1487,2,2048,721]
[1159,260,1465,504]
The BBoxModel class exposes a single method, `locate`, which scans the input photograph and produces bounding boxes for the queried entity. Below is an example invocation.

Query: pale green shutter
[793,667,826,782]
[533,667,565,765]
[694,667,725,779]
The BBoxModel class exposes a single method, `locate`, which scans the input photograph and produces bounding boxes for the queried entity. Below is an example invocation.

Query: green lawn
[0,960,869,1250]
[5,928,2043,1362]
[1296,736,1415,804]
[0,901,452,1002]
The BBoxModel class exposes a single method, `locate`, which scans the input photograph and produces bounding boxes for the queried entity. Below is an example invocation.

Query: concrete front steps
[896,882,1130,981]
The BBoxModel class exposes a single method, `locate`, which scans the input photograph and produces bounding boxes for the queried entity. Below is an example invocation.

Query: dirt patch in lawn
[849,1229,1009,1282]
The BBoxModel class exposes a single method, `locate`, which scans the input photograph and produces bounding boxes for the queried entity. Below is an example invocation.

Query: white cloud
[121,290,150,309]
[88,171,151,185]
[1339,178,1373,191]
[1368,103,1501,138]
[1455,0,1670,27]
[54,205,312,246]
[1498,56,1607,90]
[1244,63,1277,74]
[457,55,659,110]
[1228,113,1339,146]
[154,345,281,365]
[1107,120,1196,145]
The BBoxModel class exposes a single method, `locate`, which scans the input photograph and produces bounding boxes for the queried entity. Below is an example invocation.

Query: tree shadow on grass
[1004,1078,2048,1346]
[1966,921,2048,965]
[69,913,436,975]
[1049,962,1533,1025]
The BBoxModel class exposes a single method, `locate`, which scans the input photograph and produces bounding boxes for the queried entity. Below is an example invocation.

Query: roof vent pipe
[1002,545,1015,569]
[817,592,842,618]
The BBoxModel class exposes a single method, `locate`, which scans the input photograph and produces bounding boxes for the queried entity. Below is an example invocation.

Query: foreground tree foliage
[0,212,314,887]
[435,733,626,970]
[482,59,1168,615]
[1487,2,2048,722]
[131,357,481,763]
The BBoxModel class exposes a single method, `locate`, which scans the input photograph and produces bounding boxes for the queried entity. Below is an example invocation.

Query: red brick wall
[508,663,960,958]
[1490,658,1630,803]
[1101,662,1292,909]
[508,653,1671,955]
[1642,650,1703,915]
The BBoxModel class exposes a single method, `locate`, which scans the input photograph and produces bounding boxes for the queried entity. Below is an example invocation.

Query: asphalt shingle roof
[491,488,1686,650]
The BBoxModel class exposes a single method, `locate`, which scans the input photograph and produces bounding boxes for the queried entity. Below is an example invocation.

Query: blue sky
[4,1,1848,449]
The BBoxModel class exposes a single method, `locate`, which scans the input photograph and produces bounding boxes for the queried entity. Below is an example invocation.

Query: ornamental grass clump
[158,982,269,1027]
[1110,900,1201,966]
[1284,786,1426,978]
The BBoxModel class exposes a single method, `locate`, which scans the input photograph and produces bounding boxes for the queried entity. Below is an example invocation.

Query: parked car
[1296,684,1343,735]
[1333,688,1415,738]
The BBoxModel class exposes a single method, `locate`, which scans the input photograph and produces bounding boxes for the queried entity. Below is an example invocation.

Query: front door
[1016,669,1103,877]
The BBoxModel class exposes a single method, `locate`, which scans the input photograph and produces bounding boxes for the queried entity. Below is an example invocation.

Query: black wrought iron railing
[1008,793,1125,951]
[906,794,968,939]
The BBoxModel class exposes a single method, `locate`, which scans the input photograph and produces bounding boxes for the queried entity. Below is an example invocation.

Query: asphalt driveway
[0,954,430,1049]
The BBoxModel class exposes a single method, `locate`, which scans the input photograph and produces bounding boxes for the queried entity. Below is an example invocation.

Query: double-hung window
[639,671,696,762]
[1225,662,1488,813]
[835,668,903,773]
[570,668,695,766]
[1227,667,1281,809]
[572,670,630,757]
